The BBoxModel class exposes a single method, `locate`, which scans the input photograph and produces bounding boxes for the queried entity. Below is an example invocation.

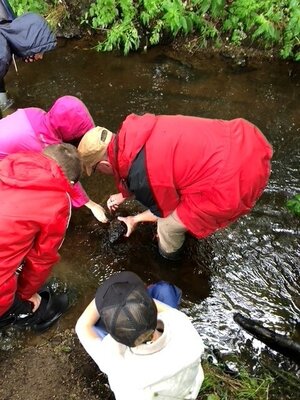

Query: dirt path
[0,328,113,400]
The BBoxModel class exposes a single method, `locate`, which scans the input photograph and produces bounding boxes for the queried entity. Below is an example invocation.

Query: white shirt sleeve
[76,326,126,374]
[76,327,106,368]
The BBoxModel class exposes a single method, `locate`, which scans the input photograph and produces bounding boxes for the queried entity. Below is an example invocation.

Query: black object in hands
[108,219,127,244]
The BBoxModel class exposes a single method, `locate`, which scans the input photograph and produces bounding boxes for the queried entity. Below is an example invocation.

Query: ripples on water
[2,42,300,369]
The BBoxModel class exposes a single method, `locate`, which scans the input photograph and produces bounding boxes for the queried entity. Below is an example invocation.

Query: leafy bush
[8,0,300,60]
[280,0,300,60]
[83,0,225,54]
[9,0,47,15]
[222,0,300,60]
[286,194,300,217]
[83,0,300,59]
[8,1,69,32]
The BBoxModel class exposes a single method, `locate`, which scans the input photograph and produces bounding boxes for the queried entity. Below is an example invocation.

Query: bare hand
[23,55,35,63]
[117,215,138,237]
[90,203,109,223]
[107,193,125,212]
[28,293,42,312]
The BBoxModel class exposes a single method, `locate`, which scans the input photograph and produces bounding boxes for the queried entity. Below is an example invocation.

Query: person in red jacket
[0,143,82,331]
[78,114,273,260]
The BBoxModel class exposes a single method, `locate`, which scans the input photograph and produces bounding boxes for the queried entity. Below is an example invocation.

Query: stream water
[2,40,300,373]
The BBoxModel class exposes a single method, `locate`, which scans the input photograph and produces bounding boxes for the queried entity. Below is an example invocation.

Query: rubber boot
[14,287,69,333]
[0,296,32,330]
[31,288,69,333]
[0,313,16,330]
[158,243,184,261]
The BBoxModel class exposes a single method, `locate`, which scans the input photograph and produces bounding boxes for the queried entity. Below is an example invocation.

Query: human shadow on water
[85,213,213,305]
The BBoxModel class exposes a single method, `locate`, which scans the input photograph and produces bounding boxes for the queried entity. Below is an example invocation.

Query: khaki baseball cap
[78,126,113,175]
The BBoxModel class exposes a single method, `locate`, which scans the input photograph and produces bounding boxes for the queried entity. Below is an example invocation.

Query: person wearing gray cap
[76,271,205,400]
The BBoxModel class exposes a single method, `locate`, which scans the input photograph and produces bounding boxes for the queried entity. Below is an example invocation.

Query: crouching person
[76,271,205,400]
[0,143,82,332]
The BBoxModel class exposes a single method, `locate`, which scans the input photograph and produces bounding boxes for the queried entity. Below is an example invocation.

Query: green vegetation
[199,361,274,400]
[9,0,47,15]
[9,0,69,30]
[286,194,300,217]
[9,0,300,60]
[82,0,300,59]
[199,359,300,399]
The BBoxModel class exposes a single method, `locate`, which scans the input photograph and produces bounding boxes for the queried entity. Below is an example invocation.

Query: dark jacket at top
[0,12,56,90]
[0,0,15,22]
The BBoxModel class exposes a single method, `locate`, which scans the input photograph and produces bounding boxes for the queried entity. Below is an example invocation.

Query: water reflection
[2,40,300,367]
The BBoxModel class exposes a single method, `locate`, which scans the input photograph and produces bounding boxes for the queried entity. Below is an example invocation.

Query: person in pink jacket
[0,95,108,222]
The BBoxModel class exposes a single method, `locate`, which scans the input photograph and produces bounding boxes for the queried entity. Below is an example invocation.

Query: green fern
[286,194,300,217]
[96,21,140,54]
[9,0,47,15]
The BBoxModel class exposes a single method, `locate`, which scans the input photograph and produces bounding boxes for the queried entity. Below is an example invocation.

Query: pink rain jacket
[0,95,94,207]
[108,114,273,239]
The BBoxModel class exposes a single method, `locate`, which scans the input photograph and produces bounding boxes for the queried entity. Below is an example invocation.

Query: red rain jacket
[0,152,72,316]
[108,114,272,238]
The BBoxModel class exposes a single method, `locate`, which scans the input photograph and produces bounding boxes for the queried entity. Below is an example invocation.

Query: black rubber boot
[0,296,32,330]
[31,288,69,333]
[0,314,16,330]
[14,287,69,333]
[158,243,184,261]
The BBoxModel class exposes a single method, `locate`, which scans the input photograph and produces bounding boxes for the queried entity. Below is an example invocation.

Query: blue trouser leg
[147,281,182,309]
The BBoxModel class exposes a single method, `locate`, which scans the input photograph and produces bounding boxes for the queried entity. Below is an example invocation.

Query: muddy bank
[59,32,299,71]
[0,326,298,400]
[0,328,109,400]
